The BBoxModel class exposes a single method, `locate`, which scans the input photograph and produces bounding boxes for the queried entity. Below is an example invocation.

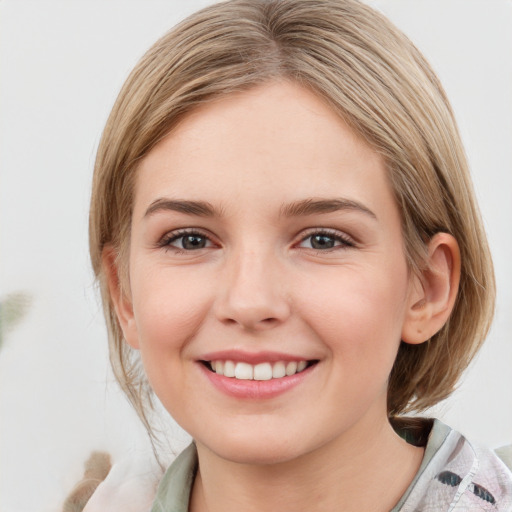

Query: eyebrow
[144,199,218,218]
[280,198,377,220]
[143,197,377,220]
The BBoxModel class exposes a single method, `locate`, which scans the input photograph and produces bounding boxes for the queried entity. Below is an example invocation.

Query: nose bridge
[215,241,290,330]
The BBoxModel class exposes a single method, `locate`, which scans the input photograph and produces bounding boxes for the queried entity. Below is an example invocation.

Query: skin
[108,81,460,511]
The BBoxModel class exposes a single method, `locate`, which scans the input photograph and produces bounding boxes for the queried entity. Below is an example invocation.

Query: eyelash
[157,227,356,253]
[297,228,356,251]
[158,228,215,253]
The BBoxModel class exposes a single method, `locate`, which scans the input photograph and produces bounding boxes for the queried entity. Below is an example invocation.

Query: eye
[298,230,355,250]
[160,230,214,251]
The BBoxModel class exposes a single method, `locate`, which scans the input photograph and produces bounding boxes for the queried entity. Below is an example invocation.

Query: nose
[213,248,291,331]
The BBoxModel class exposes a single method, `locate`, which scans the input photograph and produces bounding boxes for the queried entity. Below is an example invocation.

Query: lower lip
[199,363,316,399]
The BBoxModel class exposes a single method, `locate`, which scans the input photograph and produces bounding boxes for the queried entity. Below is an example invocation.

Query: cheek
[130,264,212,354]
[294,264,408,372]
[128,265,215,416]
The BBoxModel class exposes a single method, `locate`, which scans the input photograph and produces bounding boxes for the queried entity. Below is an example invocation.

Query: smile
[206,360,310,380]
[199,351,320,399]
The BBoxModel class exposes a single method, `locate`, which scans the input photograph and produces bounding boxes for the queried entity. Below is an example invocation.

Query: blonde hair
[89,0,495,435]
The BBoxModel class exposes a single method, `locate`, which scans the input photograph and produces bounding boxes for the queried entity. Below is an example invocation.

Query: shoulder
[496,444,512,473]
[81,452,164,512]
[397,419,512,512]
[151,443,198,512]
[78,444,197,512]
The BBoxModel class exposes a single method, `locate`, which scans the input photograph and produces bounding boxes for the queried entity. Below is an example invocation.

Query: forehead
[133,81,395,219]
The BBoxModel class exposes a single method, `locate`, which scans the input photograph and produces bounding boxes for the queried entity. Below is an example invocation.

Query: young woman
[84,0,512,510]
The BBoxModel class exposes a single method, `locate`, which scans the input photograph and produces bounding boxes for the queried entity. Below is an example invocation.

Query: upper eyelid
[158,227,216,247]
[296,227,356,244]
[298,227,349,236]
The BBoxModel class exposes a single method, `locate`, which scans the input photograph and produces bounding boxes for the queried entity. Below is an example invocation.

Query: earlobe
[401,233,461,345]
[102,245,140,349]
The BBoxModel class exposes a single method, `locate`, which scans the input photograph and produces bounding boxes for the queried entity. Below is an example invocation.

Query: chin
[196,427,319,466]
[214,442,300,466]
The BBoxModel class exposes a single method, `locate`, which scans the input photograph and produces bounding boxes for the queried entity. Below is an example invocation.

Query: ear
[102,245,140,349]
[401,233,461,345]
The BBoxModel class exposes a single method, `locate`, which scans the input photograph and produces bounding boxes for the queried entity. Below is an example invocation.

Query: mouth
[201,359,318,381]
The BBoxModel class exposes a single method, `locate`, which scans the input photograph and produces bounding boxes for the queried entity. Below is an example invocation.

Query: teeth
[285,361,297,376]
[235,362,253,380]
[272,361,286,378]
[254,363,272,381]
[223,360,236,378]
[208,360,310,380]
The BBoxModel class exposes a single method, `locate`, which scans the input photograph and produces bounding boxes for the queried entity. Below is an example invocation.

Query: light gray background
[1,1,511,511]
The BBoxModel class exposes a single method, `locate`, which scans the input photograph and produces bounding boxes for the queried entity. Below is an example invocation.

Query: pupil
[182,235,206,250]
[311,234,334,249]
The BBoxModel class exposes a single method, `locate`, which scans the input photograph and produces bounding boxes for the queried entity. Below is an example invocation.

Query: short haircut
[89,0,495,436]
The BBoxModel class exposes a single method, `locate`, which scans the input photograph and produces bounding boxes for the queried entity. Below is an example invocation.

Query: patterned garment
[391,419,512,511]
[151,419,512,512]
[85,418,512,511]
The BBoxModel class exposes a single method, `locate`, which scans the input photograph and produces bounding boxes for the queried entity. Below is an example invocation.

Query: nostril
[223,317,278,329]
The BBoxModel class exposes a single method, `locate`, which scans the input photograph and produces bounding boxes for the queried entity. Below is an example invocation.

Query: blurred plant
[0,291,33,350]
[62,451,112,512]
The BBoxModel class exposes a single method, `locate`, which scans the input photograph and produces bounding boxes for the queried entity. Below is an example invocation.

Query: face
[118,81,417,465]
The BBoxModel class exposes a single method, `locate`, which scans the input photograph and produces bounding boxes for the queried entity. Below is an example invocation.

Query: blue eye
[299,231,354,250]
[309,234,337,249]
[176,234,208,250]
[162,231,213,251]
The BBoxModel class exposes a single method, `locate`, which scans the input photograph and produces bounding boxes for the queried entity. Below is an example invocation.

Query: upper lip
[199,350,315,365]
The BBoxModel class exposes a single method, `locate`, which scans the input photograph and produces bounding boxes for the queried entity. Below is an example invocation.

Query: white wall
[0,1,510,511]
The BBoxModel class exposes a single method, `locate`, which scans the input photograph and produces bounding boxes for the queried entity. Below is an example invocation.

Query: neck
[189,411,424,512]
